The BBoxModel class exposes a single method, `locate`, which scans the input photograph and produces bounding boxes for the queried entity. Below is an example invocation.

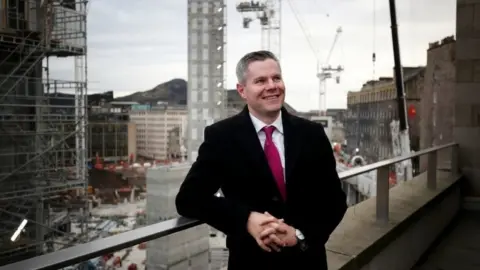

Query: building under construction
[0,0,88,265]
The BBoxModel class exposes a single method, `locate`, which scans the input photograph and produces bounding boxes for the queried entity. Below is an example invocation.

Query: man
[176,50,347,269]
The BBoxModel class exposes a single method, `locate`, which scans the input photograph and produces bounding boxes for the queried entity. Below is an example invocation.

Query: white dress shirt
[249,112,286,181]
[249,112,305,239]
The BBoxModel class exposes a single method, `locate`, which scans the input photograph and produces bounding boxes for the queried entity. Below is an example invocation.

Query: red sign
[408,104,416,118]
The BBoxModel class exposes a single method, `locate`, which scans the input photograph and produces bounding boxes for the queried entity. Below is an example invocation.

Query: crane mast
[236,0,282,58]
[317,27,343,116]
[238,1,343,117]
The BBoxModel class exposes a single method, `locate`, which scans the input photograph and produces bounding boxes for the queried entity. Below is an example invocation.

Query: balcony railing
[0,142,458,270]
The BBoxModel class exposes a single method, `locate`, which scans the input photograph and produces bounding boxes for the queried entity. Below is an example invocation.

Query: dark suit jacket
[176,106,347,270]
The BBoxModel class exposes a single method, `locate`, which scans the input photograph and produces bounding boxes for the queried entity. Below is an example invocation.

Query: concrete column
[455,0,480,195]
[145,164,209,270]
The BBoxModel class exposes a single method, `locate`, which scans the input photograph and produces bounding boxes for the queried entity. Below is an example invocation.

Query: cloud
[47,0,456,111]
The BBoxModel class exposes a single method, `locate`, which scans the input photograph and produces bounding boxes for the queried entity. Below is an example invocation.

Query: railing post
[427,150,437,190]
[451,145,458,178]
[376,166,390,223]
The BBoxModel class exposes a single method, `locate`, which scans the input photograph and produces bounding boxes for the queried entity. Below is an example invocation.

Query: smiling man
[176,50,347,270]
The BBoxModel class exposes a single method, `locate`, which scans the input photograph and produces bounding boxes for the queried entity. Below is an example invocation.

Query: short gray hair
[235,50,281,84]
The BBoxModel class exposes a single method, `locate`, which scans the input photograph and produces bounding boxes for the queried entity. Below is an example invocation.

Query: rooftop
[2,143,474,270]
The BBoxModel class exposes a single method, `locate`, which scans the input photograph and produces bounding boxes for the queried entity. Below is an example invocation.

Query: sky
[48,0,456,112]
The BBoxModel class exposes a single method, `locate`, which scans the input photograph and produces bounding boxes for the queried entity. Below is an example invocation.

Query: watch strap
[295,229,308,251]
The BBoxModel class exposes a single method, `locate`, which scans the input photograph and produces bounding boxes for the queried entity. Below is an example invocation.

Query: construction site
[0,0,350,269]
[0,0,89,265]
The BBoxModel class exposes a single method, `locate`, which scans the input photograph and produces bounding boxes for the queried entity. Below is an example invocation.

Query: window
[190,2,198,13]
[190,48,198,60]
[214,17,222,28]
[191,128,197,140]
[202,2,209,13]
[191,109,198,120]
[202,18,209,31]
[191,33,197,45]
[202,47,208,60]
[190,90,198,102]
[203,108,209,119]
[203,63,209,77]
[202,77,209,89]
[190,76,198,88]
[202,91,209,102]
[214,108,221,119]
[191,18,198,28]
[202,33,209,46]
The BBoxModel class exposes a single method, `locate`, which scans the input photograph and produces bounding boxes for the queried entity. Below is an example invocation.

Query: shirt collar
[249,111,284,134]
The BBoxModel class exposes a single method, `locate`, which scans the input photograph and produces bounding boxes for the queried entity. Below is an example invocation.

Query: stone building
[420,36,456,171]
[129,104,187,160]
[167,126,187,161]
[455,1,480,195]
[345,67,424,163]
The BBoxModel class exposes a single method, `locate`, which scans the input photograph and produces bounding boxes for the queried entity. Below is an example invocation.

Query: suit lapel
[234,107,283,198]
[281,107,302,185]
[235,107,267,169]
[233,106,303,199]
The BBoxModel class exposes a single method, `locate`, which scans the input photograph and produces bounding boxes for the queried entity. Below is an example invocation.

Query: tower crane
[285,0,343,116]
[317,27,344,116]
[236,0,282,59]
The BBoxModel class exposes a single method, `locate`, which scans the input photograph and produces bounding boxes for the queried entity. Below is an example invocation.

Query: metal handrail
[338,142,457,179]
[0,142,459,270]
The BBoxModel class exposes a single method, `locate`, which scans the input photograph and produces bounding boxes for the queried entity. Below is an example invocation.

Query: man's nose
[265,79,276,90]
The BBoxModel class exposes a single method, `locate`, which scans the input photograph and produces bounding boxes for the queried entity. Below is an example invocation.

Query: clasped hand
[247,211,297,252]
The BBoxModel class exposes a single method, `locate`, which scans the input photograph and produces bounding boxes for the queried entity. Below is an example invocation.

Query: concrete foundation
[145,164,210,270]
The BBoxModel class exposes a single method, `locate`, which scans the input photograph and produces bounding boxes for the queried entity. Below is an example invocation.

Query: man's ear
[236,83,246,99]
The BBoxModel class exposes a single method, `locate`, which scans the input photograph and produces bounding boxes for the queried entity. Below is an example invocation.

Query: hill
[114,78,297,113]
[114,78,187,105]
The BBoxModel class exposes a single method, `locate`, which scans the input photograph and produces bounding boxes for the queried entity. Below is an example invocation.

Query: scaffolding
[0,0,88,265]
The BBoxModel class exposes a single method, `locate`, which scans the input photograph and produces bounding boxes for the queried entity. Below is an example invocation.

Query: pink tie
[263,126,286,201]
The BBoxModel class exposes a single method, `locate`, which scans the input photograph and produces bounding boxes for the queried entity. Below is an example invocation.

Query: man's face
[236,58,285,116]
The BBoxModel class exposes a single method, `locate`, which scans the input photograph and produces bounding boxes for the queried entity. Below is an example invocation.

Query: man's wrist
[294,229,308,251]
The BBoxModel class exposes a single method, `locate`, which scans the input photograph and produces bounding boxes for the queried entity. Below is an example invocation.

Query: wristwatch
[295,229,308,251]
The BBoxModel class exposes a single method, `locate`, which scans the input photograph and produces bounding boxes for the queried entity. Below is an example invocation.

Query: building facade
[455,1,480,195]
[129,104,187,160]
[298,109,346,143]
[88,115,136,162]
[88,102,137,163]
[187,0,227,163]
[345,67,424,163]
[167,126,187,161]
[420,36,456,171]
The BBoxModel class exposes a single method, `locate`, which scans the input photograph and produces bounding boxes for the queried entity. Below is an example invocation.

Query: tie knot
[263,126,276,137]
